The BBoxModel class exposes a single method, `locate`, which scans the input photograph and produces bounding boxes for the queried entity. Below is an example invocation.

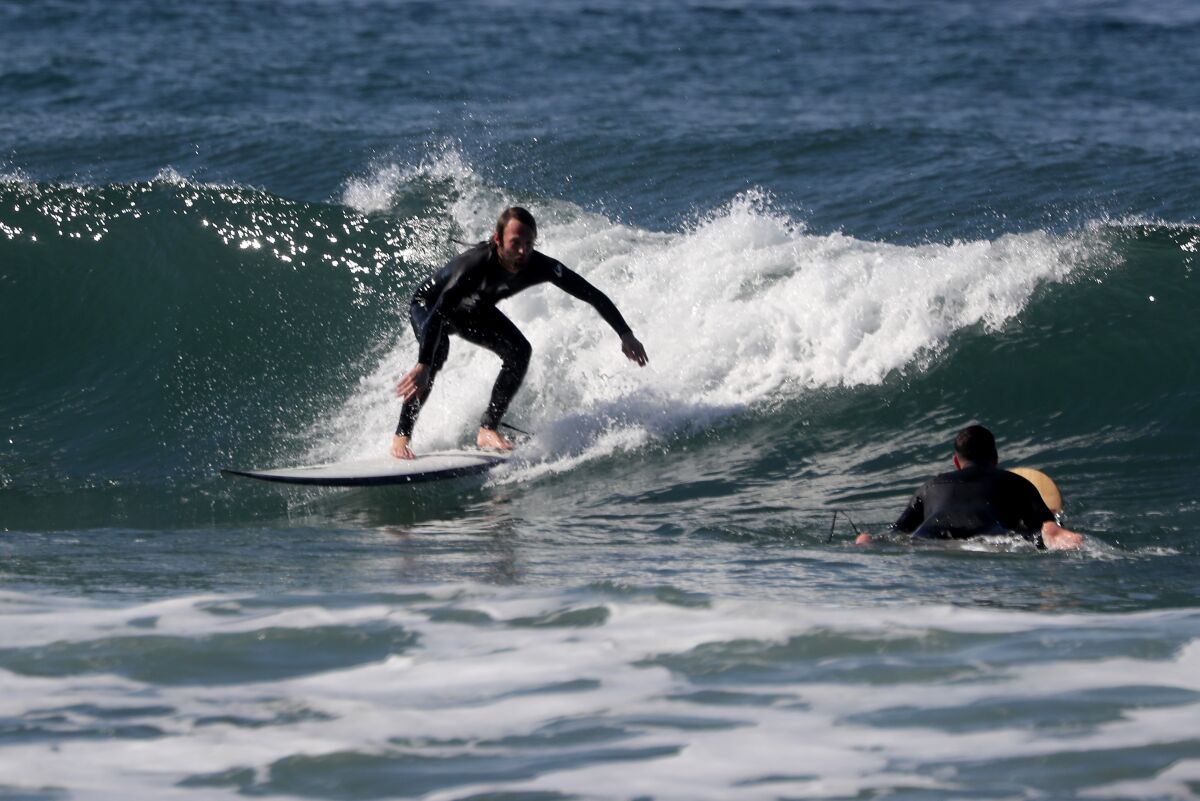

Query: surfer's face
[495,220,535,271]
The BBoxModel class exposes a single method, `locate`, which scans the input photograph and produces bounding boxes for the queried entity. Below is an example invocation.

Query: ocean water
[3,0,1200,798]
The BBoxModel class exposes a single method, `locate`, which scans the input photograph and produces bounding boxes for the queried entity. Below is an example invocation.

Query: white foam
[341,147,481,216]
[341,163,409,215]
[150,166,192,186]
[2,588,1198,801]
[315,155,1104,472]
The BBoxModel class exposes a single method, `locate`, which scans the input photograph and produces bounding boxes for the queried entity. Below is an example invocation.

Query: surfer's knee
[503,335,532,369]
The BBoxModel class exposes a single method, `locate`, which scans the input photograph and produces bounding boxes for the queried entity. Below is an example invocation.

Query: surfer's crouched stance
[856,425,1084,550]
[393,206,648,459]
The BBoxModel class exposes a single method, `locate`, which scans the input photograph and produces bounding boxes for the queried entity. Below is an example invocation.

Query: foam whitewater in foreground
[3,585,1200,801]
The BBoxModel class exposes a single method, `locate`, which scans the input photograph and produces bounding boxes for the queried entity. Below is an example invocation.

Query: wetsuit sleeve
[548,262,633,337]
[418,257,482,364]
[889,485,926,534]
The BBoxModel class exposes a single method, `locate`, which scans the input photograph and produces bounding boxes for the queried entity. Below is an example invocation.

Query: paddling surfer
[855,425,1084,550]
[392,207,648,459]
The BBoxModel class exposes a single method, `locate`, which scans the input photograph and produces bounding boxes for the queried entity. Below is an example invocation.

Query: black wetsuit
[396,242,632,437]
[890,465,1055,547]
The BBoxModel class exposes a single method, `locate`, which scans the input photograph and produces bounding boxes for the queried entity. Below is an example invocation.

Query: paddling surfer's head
[953,425,998,469]
[493,206,537,271]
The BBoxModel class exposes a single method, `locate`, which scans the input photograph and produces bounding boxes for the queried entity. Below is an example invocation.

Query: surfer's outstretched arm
[621,333,648,366]
[550,263,648,367]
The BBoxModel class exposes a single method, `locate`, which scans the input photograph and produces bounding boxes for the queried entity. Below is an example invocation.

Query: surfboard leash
[500,422,533,439]
[827,510,864,543]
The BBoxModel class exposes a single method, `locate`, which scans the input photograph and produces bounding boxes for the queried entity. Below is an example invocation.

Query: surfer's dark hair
[495,206,537,240]
[955,425,998,465]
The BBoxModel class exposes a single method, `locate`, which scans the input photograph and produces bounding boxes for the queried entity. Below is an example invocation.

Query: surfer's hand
[621,334,648,366]
[396,364,430,401]
[1041,521,1084,550]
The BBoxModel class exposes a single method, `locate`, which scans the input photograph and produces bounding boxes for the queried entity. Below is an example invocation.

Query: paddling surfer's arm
[1011,478,1085,550]
[1040,520,1083,550]
[854,486,924,545]
[549,262,648,366]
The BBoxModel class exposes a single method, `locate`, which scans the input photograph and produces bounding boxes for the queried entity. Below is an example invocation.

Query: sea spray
[318,159,1106,477]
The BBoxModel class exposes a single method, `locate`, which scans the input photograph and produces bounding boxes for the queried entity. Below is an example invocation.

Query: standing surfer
[393,207,648,459]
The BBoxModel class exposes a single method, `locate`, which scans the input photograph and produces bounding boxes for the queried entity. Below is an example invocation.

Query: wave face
[3,161,1197,544]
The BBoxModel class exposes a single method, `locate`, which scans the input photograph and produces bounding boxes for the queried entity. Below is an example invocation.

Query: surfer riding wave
[393,206,648,459]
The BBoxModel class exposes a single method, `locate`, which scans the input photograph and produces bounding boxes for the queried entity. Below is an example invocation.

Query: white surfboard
[221,450,510,487]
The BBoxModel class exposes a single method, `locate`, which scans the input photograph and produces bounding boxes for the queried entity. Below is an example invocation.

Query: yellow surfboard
[1008,467,1062,514]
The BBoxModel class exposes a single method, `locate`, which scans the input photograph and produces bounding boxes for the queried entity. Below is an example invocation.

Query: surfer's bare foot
[391,435,415,460]
[477,427,514,451]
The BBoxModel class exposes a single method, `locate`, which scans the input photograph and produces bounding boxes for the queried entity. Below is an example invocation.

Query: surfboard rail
[221,450,510,487]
